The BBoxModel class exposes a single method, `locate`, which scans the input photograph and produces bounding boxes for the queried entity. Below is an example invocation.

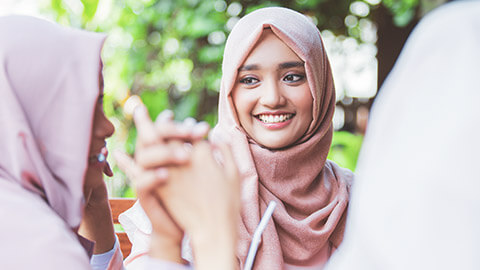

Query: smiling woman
[232,28,313,149]
[210,7,354,268]
[119,6,355,270]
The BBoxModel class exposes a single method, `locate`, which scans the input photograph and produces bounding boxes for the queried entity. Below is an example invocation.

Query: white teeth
[258,114,293,123]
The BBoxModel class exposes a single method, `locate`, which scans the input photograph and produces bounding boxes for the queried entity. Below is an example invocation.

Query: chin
[257,139,291,150]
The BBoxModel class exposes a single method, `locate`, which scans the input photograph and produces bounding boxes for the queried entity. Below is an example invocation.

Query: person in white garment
[325,1,480,269]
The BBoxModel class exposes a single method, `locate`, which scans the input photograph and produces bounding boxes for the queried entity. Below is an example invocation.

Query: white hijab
[326,1,480,269]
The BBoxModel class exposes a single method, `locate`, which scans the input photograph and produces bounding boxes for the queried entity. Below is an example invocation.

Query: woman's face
[83,73,115,196]
[231,29,313,149]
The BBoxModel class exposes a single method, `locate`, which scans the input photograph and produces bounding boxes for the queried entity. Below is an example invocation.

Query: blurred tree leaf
[80,0,99,24]
[141,89,170,119]
[174,93,199,120]
[327,131,363,171]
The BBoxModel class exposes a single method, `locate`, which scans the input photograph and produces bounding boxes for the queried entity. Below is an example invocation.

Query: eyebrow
[238,61,304,71]
[278,61,304,69]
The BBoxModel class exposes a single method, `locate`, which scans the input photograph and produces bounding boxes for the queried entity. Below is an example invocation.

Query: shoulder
[0,180,90,269]
[325,160,354,188]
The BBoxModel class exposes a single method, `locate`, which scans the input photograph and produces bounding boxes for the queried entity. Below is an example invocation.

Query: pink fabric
[0,15,105,267]
[211,7,353,269]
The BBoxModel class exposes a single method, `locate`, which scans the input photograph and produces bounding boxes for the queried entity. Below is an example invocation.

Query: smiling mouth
[255,113,294,124]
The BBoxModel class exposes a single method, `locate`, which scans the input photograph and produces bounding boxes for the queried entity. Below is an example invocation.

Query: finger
[215,142,240,183]
[155,121,190,140]
[135,143,190,169]
[154,121,205,142]
[191,121,210,140]
[134,169,168,194]
[183,117,197,128]
[115,150,169,185]
[133,104,158,147]
[155,109,174,124]
[113,151,141,180]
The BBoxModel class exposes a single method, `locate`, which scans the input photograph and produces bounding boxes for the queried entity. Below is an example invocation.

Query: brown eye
[239,76,260,85]
[283,74,304,83]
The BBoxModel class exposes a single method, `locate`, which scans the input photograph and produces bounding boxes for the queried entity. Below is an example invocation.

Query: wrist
[149,232,185,264]
[190,225,237,270]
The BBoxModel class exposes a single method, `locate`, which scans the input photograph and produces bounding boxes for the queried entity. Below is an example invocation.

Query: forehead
[242,29,303,67]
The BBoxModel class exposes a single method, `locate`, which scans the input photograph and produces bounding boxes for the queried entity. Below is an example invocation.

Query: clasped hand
[115,105,239,267]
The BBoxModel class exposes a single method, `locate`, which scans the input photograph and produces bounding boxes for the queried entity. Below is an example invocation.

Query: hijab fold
[211,7,353,268]
[0,15,105,236]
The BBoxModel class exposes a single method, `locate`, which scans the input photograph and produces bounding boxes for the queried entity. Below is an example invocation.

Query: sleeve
[90,235,125,270]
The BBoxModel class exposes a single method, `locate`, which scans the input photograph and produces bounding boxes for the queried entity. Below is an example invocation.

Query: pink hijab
[0,15,104,260]
[211,7,353,269]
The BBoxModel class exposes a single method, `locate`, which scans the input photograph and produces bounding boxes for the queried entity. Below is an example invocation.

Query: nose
[96,113,115,139]
[259,78,286,108]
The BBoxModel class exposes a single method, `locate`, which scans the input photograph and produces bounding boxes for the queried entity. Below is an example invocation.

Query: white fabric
[119,201,193,269]
[325,1,480,269]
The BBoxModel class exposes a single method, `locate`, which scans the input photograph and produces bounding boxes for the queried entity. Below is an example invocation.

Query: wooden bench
[109,197,136,258]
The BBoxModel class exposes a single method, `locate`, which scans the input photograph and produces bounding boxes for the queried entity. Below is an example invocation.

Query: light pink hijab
[0,15,105,267]
[211,7,353,269]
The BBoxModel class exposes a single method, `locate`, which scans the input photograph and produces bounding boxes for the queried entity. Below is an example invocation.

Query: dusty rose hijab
[0,15,104,261]
[211,7,353,269]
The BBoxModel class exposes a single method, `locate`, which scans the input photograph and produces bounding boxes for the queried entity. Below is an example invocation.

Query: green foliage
[43,0,372,196]
[382,0,446,27]
[80,0,98,24]
[383,0,418,26]
[328,131,363,171]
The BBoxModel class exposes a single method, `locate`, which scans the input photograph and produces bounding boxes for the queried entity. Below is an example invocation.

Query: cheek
[295,87,314,120]
[232,89,253,123]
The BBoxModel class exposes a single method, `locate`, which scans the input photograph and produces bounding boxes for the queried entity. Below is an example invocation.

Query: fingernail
[183,117,197,127]
[193,122,210,137]
[156,110,174,123]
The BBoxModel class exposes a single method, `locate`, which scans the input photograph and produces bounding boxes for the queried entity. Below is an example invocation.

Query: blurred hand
[157,140,240,270]
[115,151,185,263]
[159,140,240,239]
[115,105,210,263]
